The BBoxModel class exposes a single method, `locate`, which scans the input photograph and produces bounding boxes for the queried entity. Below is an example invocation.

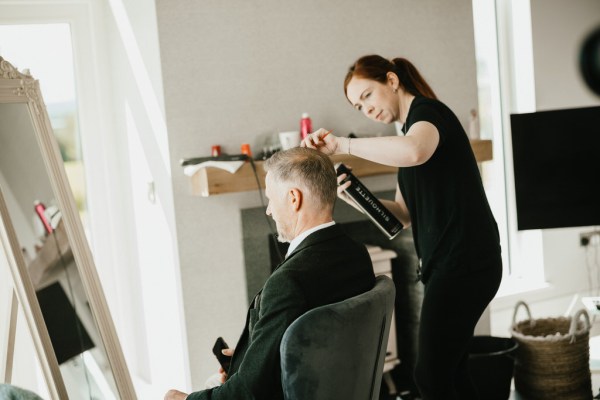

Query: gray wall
[531,0,600,110]
[0,103,54,254]
[155,0,479,386]
[531,0,600,297]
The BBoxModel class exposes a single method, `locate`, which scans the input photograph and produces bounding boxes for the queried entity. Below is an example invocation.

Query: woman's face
[346,75,399,123]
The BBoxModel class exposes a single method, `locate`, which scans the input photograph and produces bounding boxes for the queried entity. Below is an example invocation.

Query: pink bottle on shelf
[34,201,53,235]
[300,113,312,139]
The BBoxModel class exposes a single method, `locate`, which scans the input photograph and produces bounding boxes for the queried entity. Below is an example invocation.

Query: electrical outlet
[581,230,600,246]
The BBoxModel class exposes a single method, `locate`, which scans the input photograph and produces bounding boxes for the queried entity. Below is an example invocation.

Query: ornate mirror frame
[0,57,136,399]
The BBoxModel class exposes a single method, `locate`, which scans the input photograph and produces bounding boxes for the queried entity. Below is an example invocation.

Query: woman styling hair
[302,55,502,399]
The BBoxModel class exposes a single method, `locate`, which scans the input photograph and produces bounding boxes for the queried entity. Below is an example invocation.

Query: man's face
[265,172,294,243]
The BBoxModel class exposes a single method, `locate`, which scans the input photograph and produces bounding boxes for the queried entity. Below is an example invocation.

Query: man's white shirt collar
[285,221,335,258]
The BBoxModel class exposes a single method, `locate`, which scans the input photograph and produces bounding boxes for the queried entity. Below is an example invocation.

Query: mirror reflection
[0,102,119,399]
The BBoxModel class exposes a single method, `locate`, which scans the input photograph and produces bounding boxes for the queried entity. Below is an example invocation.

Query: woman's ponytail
[391,58,437,100]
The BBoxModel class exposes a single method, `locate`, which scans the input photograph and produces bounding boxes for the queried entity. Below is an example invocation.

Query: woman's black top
[398,96,501,283]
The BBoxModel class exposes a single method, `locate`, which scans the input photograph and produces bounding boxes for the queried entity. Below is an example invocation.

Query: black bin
[469,336,518,400]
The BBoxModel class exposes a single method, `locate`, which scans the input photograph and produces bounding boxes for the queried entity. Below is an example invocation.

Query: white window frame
[472,0,547,297]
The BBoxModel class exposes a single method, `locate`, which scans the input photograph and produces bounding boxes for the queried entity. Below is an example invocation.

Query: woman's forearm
[336,121,439,167]
[338,136,419,167]
[380,198,411,228]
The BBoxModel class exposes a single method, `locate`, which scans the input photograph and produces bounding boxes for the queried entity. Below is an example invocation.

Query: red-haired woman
[303,55,502,400]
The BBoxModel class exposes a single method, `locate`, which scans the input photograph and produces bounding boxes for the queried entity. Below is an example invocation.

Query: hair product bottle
[300,113,312,139]
[335,163,403,239]
[34,201,53,235]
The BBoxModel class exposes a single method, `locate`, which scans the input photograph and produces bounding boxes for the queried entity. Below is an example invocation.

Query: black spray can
[336,163,403,239]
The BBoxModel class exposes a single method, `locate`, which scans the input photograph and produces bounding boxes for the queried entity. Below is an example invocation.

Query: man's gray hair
[263,147,337,209]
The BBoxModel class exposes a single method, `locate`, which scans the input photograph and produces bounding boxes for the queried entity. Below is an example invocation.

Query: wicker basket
[510,301,593,400]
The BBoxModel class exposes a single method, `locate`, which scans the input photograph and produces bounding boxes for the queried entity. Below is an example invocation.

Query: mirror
[0,56,136,399]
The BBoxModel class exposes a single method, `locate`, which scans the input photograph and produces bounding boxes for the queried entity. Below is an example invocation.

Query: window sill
[491,276,553,311]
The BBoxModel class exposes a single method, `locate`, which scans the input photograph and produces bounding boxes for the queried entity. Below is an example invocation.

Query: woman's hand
[336,169,364,214]
[301,128,341,155]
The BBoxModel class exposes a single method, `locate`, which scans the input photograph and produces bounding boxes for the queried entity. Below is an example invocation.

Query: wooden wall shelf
[28,220,73,288]
[188,139,492,197]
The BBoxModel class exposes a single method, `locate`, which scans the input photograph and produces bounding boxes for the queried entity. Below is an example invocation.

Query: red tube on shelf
[34,201,53,235]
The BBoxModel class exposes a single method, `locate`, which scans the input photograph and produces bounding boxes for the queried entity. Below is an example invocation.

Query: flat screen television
[510,105,600,230]
[36,282,95,364]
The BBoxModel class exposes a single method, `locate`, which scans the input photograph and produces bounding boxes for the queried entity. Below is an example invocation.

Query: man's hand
[164,389,188,400]
[219,348,234,383]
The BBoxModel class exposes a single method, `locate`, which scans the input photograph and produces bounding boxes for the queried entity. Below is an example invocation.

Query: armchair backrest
[280,275,396,400]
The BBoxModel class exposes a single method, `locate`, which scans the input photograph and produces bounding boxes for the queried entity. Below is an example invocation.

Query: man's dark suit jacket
[186,224,376,400]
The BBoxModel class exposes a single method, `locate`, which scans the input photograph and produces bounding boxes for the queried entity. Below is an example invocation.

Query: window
[472,0,511,278]
[0,23,89,229]
[472,0,546,295]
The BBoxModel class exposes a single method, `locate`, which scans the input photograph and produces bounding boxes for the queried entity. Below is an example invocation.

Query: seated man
[0,384,45,400]
[165,147,375,400]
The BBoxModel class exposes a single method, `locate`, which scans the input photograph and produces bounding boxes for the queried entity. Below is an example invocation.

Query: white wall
[98,0,190,396]
[490,0,600,337]
[155,0,479,389]
[0,278,51,400]
[0,183,50,399]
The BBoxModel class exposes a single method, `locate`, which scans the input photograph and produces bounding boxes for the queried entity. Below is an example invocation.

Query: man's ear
[289,188,303,211]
